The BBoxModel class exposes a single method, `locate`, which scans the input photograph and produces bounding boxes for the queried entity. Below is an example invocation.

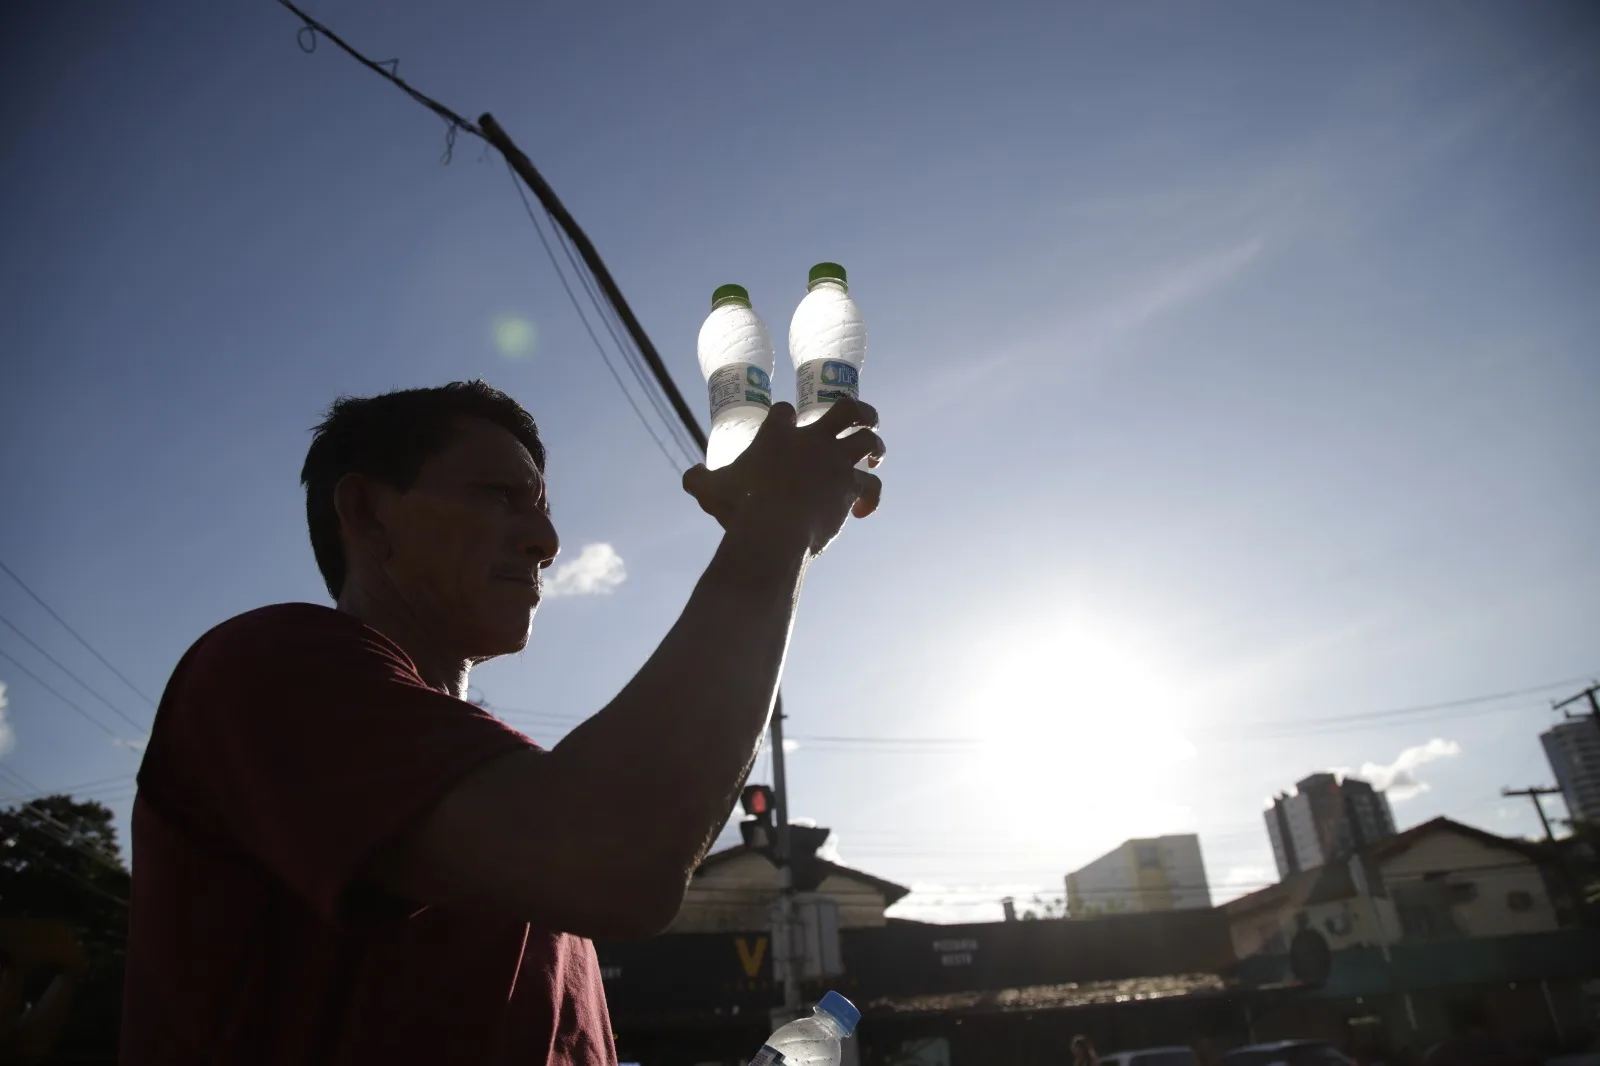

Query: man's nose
[519,516,560,569]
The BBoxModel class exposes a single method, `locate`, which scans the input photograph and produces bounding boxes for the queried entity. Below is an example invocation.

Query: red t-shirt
[121,603,617,1066]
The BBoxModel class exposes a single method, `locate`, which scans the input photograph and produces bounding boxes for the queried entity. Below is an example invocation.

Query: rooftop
[863,973,1229,1017]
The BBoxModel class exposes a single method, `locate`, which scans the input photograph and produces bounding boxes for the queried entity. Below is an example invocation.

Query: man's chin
[469,614,534,661]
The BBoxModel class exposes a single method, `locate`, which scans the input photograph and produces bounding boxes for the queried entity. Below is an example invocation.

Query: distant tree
[1019,894,1065,920]
[1069,897,1129,919]
[0,796,129,1061]
[1555,818,1600,923]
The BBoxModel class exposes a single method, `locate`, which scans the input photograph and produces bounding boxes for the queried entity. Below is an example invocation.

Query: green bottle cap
[808,262,847,290]
[711,284,751,309]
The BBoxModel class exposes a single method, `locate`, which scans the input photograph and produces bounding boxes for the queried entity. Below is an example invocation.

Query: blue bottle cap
[816,991,860,1036]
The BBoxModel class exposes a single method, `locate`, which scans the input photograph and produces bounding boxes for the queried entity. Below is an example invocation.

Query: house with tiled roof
[1222,816,1560,960]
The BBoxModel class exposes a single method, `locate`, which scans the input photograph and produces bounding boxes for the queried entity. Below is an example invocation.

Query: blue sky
[2,1,1597,922]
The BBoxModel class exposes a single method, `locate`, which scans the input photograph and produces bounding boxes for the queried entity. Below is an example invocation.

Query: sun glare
[955,616,1198,849]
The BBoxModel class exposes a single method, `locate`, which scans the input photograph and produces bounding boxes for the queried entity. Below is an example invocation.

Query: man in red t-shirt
[121,381,884,1065]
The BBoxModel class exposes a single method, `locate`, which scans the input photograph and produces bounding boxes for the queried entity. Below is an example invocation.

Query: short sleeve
[143,603,535,928]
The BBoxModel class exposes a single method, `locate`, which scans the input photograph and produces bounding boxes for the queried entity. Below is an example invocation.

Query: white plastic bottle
[789,262,866,428]
[750,991,859,1066]
[698,283,775,470]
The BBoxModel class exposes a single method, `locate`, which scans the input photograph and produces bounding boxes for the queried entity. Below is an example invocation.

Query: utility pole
[768,693,802,1019]
[1349,854,1417,1032]
[1501,786,1561,842]
[1503,784,1586,929]
[1554,684,1600,741]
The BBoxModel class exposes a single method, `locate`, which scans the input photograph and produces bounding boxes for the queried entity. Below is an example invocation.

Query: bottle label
[796,358,860,416]
[750,1045,786,1066]
[708,362,773,420]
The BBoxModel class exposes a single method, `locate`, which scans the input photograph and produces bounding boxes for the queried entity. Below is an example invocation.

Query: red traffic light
[740,785,774,818]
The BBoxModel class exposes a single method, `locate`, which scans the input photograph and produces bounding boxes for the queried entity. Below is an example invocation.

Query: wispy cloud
[1085,238,1266,347]
[0,682,13,758]
[912,234,1269,420]
[543,543,627,598]
[1344,738,1462,801]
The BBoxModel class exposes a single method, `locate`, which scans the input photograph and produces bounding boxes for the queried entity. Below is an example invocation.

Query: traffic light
[740,784,775,822]
[739,784,776,849]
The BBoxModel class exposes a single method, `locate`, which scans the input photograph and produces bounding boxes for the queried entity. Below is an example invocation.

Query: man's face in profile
[371,417,560,658]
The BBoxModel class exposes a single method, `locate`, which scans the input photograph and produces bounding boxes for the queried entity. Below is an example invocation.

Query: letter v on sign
[735,936,767,978]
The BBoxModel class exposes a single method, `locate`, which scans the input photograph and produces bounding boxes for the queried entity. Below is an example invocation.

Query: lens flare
[492,315,537,360]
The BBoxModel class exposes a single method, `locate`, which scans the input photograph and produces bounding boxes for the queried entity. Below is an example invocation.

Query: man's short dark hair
[300,381,546,598]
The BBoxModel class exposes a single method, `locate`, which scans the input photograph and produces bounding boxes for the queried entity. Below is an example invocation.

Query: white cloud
[1346,738,1462,802]
[1217,864,1276,905]
[0,682,13,758]
[542,543,627,598]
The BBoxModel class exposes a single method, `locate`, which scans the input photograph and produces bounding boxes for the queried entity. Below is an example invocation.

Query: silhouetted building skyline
[1265,772,1397,878]
[1542,721,1600,824]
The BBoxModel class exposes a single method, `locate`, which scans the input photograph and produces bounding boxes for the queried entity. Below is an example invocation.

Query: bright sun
[955,615,1198,848]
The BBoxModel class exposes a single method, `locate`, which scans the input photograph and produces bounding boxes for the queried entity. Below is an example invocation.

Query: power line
[0,610,149,733]
[478,112,708,454]
[550,220,703,465]
[502,163,690,473]
[766,670,1600,752]
[9,774,137,798]
[8,840,129,911]
[0,646,131,745]
[276,0,708,460]
[276,0,480,141]
[490,671,1600,754]
[0,771,136,808]
[0,558,158,709]
[0,766,133,885]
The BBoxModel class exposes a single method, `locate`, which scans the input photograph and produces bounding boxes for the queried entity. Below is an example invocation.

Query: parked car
[1101,1047,1201,1066]
[1220,1042,1355,1066]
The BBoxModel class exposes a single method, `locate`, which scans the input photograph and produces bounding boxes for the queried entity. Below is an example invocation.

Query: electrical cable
[0,610,149,733]
[0,647,132,744]
[0,559,158,708]
[7,837,130,911]
[0,767,133,883]
[502,163,689,473]
[275,0,708,460]
[551,221,703,465]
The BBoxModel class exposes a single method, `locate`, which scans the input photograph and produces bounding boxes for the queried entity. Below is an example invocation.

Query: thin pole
[1501,787,1560,842]
[1541,979,1565,1043]
[769,694,800,1013]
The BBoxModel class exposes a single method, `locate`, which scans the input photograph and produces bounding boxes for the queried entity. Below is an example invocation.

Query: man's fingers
[841,428,886,467]
[762,401,798,432]
[682,463,711,501]
[815,396,879,436]
[682,464,735,520]
[851,469,882,519]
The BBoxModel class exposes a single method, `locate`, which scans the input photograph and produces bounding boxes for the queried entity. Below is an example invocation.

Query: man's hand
[682,399,884,556]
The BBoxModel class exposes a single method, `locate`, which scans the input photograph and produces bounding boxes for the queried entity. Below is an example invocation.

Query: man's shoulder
[183,602,377,672]
[197,602,349,647]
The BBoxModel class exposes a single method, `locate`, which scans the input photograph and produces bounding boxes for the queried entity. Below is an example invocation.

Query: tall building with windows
[1542,720,1600,823]
[1264,772,1397,879]
[1065,834,1212,916]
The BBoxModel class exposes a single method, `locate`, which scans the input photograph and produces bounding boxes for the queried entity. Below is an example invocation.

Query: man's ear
[332,473,394,566]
